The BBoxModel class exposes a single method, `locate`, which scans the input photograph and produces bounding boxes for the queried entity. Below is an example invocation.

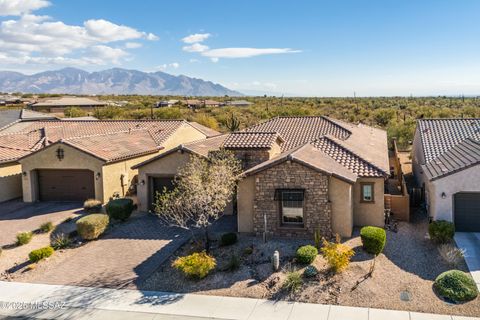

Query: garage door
[38,169,95,201]
[454,193,480,232]
[149,176,174,210]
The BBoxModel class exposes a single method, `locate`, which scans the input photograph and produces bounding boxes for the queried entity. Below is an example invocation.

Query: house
[29,97,107,112]
[181,99,202,108]
[223,100,253,107]
[0,119,218,203]
[0,109,57,131]
[412,118,480,231]
[203,100,221,107]
[133,116,399,238]
[156,100,179,108]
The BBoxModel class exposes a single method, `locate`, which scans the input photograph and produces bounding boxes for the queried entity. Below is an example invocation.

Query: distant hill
[0,68,242,96]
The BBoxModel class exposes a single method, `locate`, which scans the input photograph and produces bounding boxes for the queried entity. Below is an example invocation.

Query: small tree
[154,150,241,252]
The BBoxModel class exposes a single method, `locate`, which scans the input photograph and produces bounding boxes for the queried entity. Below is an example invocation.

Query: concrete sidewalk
[0,281,477,320]
[455,232,480,290]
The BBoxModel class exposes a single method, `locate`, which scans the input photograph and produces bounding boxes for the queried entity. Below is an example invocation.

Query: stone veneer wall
[230,149,271,170]
[252,161,332,238]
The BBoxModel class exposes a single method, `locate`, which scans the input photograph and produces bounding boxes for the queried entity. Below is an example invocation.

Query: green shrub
[16,231,33,246]
[220,232,237,246]
[76,214,109,240]
[224,254,241,271]
[296,245,318,264]
[39,222,54,233]
[106,198,134,221]
[321,237,354,273]
[172,252,216,279]
[429,220,455,243]
[303,265,318,278]
[29,246,54,263]
[360,226,386,255]
[51,233,73,250]
[83,199,102,214]
[434,270,478,302]
[283,270,303,293]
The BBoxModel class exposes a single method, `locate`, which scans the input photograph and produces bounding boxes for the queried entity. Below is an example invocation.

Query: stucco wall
[329,177,353,237]
[412,128,426,188]
[161,124,207,150]
[19,144,105,202]
[137,151,191,211]
[352,177,385,227]
[237,175,255,233]
[429,164,480,222]
[0,163,22,202]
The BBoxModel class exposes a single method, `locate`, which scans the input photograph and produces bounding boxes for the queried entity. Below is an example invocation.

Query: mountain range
[0,68,242,96]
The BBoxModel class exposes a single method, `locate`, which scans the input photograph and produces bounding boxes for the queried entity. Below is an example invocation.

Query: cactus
[303,265,319,278]
[225,112,240,132]
[314,229,321,249]
[272,250,280,271]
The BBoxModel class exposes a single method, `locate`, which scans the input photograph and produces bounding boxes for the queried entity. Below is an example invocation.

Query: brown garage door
[38,169,95,201]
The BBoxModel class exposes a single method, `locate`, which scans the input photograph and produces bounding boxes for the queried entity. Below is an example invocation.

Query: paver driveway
[0,200,82,246]
[18,212,190,289]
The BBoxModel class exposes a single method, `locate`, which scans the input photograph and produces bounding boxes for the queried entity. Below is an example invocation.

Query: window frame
[276,189,305,226]
[360,182,375,203]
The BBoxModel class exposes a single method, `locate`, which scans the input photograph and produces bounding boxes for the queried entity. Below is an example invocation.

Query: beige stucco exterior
[427,164,480,222]
[0,163,22,202]
[237,175,255,233]
[329,176,354,237]
[162,124,207,150]
[352,177,385,227]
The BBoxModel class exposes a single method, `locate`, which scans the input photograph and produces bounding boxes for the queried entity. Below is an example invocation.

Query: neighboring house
[0,109,57,131]
[156,100,179,108]
[0,119,218,203]
[412,118,480,231]
[181,99,202,108]
[203,100,221,107]
[133,116,398,238]
[223,100,253,107]
[29,97,107,112]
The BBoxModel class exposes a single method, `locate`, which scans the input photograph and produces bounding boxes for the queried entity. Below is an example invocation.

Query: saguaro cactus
[272,250,280,271]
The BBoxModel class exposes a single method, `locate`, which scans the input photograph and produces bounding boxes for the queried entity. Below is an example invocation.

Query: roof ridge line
[62,128,152,141]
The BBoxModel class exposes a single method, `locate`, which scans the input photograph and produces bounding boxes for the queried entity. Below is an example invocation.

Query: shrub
[296,245,318,264]
[283,270,303,293]
[360,226,386,255]
[321,238,354,273]
[429,220,455,244]
[39,221,54,233]
[243,246,253,255]
[106,198,134,221]
[303,265,318,278]
[172,252,216,279]
[438,244,465,267]
[220,232,237,246]
[434,270,478,302]
[224,254,241,271]
[83,199,102,214]
[16,231,33,246]
[76,214,109,240]
[51,233,73,250]
[29,246,54,263]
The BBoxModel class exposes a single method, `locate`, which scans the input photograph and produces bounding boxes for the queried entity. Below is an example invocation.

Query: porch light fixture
[96,172,101,180]
[56,147,64,161]
[140,179,145,186]
[441,192,446,199]
[22,171,27,177]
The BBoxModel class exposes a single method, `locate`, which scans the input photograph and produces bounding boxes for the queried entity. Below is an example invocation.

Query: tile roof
[417,118,480,180]
[31,97,106,107]
[62,129,160,163]
[0,110,21,130]
[424,138,480,180]
[223,132,283,149]
[0,119,206,164]
[418,118,480,163]
[245,116,351,151]
[188,122,220,137]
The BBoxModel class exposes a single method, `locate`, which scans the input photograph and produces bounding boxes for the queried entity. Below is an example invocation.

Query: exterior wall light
[56,147,64,161]
[441,192,446,199]
[22,171,27,177]
[96,172,101,180]
[140,179,146,186]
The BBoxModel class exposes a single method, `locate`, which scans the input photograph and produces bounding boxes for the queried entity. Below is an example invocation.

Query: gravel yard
[141,213,480,317]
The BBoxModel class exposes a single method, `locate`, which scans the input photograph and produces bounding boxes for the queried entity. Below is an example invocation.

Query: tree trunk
[204,226,210,253]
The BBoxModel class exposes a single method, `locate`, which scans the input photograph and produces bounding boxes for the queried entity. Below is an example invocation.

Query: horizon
[1,1,480,96]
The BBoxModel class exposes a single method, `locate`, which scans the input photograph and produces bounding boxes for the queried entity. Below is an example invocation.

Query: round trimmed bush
[29,246,54,263]
[303,265,318,278]
[83,199,102,214]
[76,214,109,240]
[429,220,455,243]
[220,232,237,246]
[360,226,387,255]
[296,245,318,264]
[172,252,216,279]
[106,198,134,221]
[434,270,478,302]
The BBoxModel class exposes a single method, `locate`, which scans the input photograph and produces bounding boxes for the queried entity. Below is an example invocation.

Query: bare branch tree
[153,150,241,252]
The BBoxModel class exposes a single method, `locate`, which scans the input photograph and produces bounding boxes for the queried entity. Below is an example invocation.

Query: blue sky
[1,0,480,96]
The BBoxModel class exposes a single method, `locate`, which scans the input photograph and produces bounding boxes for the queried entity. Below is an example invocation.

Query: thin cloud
[0,0,50,16]
[202,47,301,59]
[182,43,209,53]
[182,33,210,43]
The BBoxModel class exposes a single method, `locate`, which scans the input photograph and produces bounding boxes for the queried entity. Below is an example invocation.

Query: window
[275,189,304,225]
[361,183,374,202]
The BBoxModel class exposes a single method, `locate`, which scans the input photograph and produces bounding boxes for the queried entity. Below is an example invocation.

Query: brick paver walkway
[21,212,190,289]
[0,201,82,245]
